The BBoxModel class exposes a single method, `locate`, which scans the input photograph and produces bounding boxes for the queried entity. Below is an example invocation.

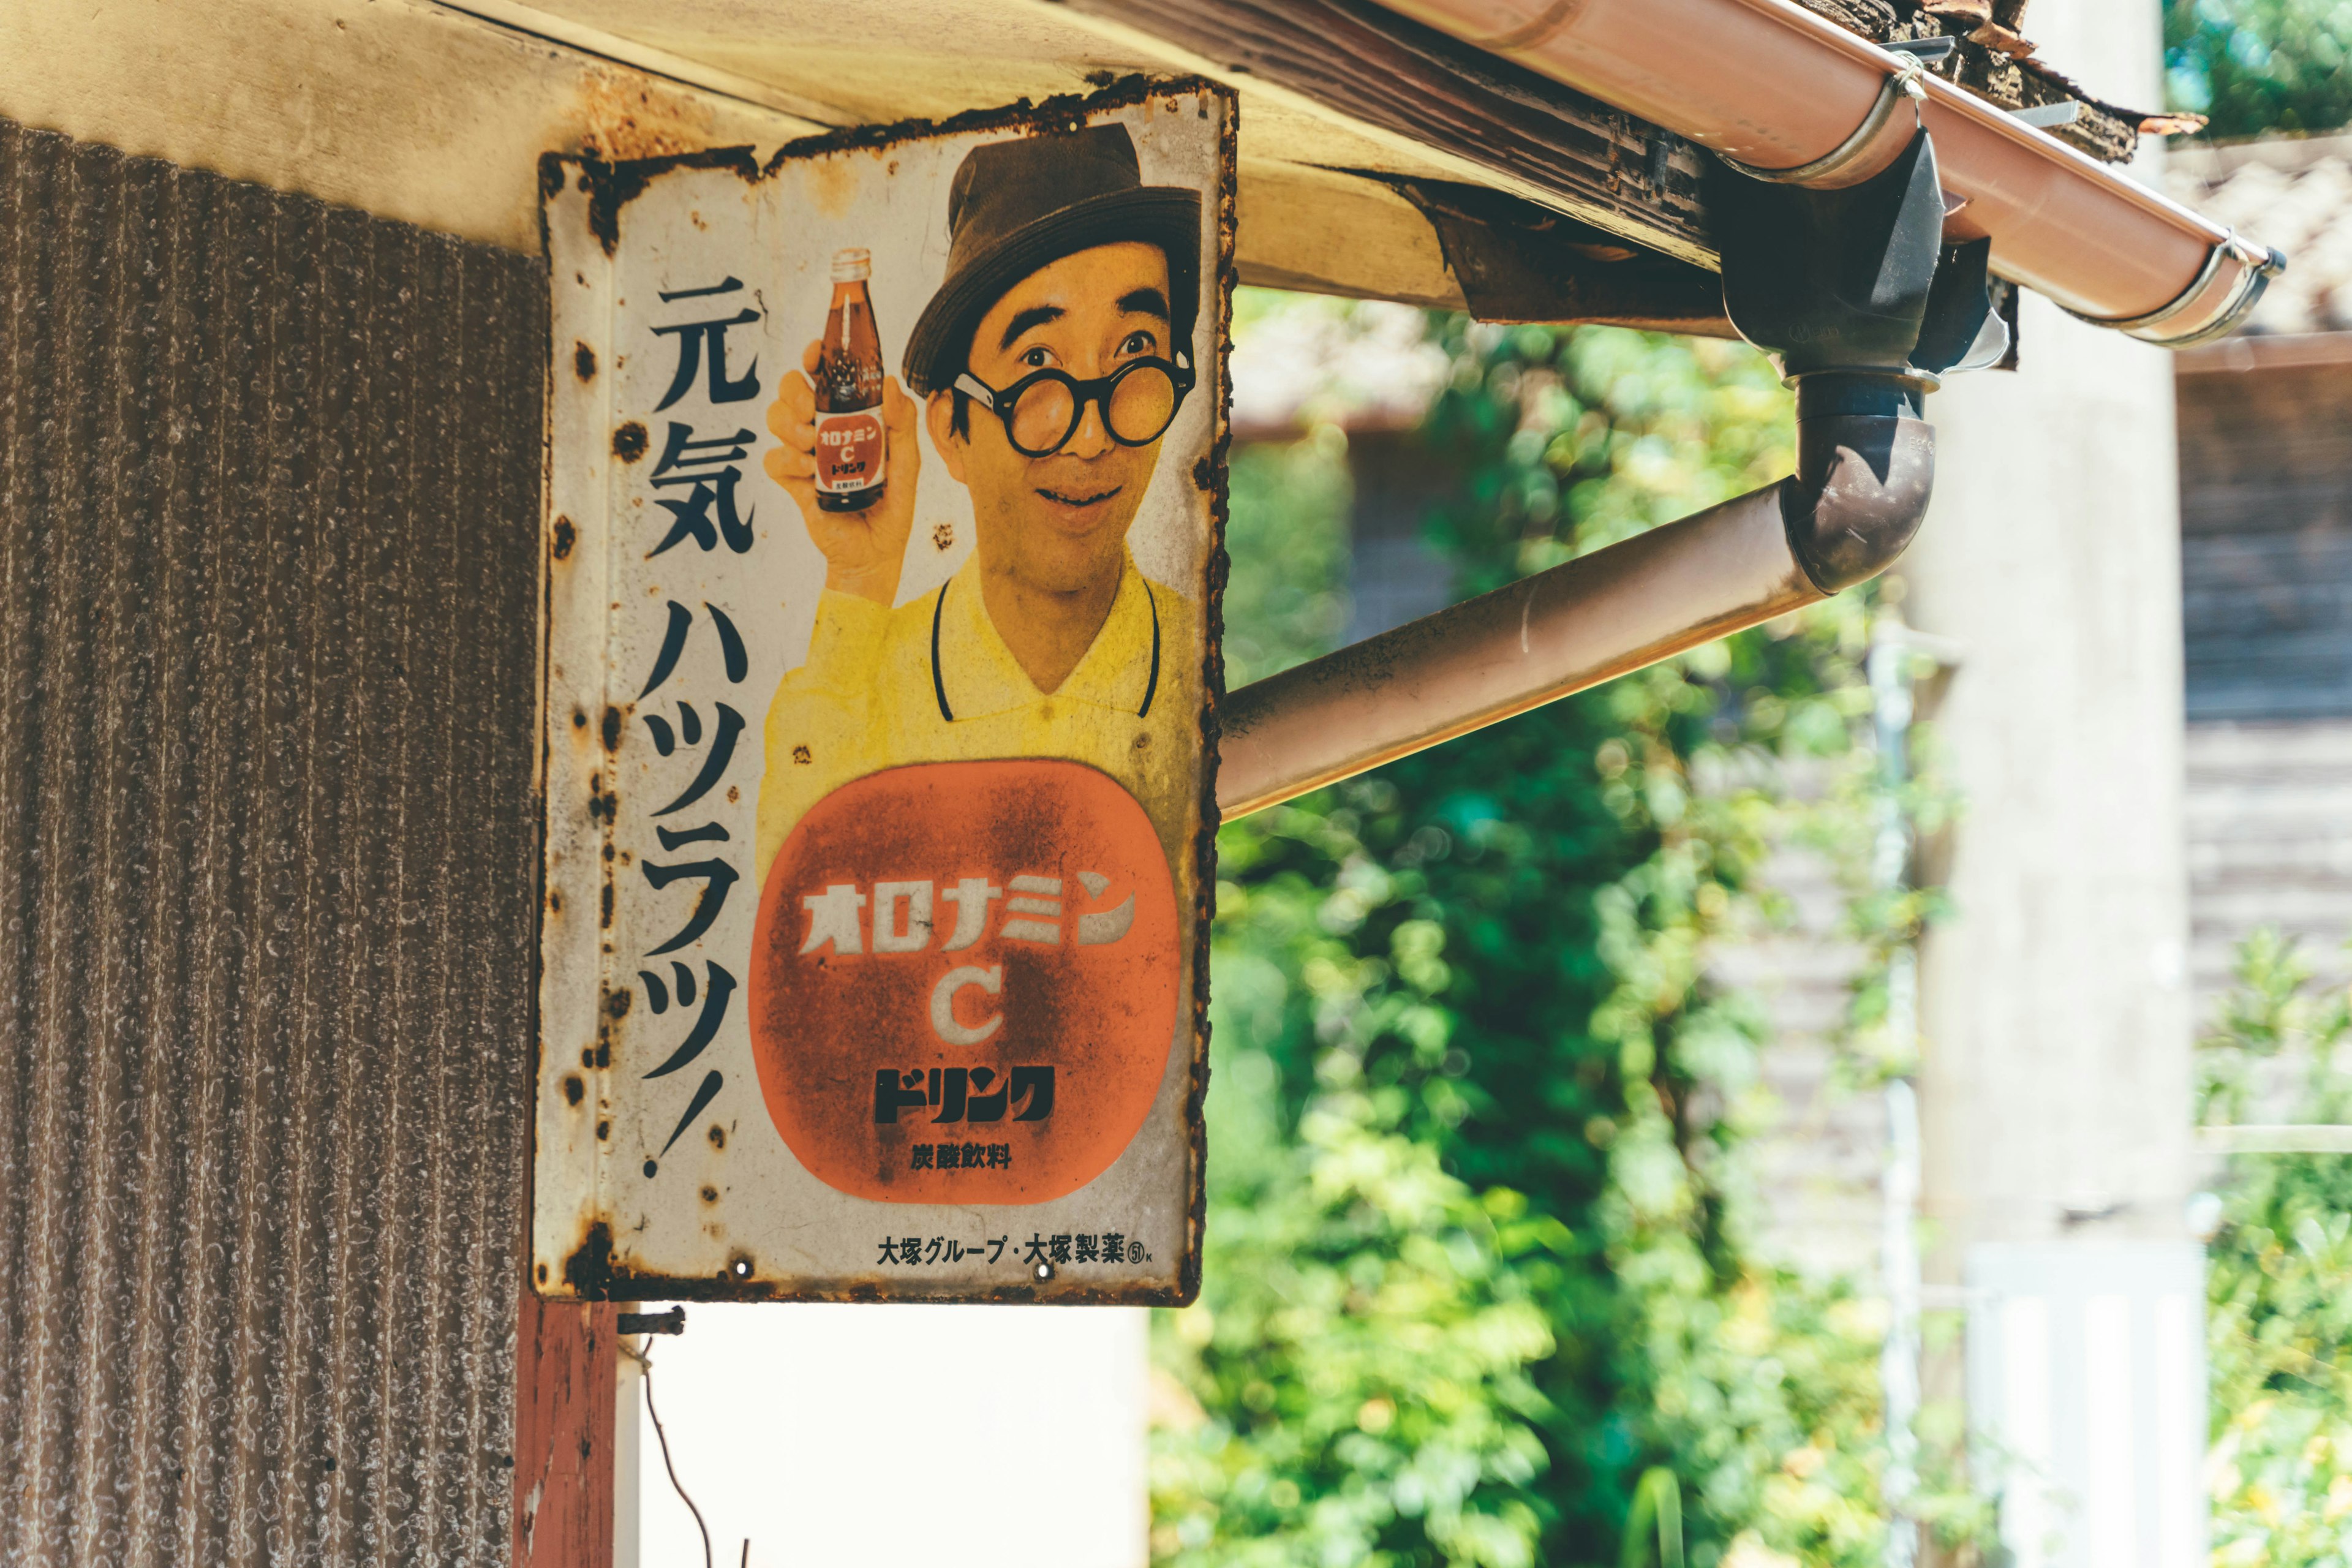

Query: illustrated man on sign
[756,124,1205,881]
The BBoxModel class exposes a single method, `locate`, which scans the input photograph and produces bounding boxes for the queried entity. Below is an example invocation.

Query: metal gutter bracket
[2061,228,2286,349]
[1717,36,1951,190]
[1712,124,1999,591]
[1371,0,2285,351]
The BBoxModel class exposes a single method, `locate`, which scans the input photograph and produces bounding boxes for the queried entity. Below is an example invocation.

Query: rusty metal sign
[534,81,1233,1304]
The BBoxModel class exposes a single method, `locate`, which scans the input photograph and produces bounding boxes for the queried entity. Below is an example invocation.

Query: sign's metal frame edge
[529,77,1239,1306]
[534,158,622,1299]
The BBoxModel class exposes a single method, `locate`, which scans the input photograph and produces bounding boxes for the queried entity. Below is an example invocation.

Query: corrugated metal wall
[0,118,544,1566]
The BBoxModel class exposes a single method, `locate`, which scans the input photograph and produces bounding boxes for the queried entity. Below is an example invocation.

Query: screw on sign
[749,759,1180,1204]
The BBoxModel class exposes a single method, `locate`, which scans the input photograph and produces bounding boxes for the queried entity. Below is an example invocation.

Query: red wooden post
[515,1296,620,1568]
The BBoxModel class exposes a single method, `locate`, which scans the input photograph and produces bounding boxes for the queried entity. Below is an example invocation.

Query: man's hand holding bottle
[763,339,922,606]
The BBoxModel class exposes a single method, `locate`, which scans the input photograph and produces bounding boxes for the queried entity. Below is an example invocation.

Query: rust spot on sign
[562,1074,585,1106]
[764,74,1169,172]
[552,516,576,560]
[574,72,724,164]
[572,144,761,255]
[601,707,622,753]
[564,1223,617,1297]
[806,155,862,221]
[611,423,647,463]
[573,343,597,383]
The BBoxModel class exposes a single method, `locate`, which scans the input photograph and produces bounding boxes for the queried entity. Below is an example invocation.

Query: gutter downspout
[1219,120,1972,820]
[1217,396,1928,816]
[1370,0,2283,346]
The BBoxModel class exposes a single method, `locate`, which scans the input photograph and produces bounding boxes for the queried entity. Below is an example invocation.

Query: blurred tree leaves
[1153,301,1956,1566]
[2166,0,2352,138]
[1220,431,1353,689]
[2202,933,2352,1566]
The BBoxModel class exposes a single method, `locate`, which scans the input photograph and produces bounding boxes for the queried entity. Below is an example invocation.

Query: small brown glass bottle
[813,247,886,513]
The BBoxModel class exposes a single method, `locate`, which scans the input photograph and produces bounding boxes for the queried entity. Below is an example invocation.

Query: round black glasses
[952,355,1194,458]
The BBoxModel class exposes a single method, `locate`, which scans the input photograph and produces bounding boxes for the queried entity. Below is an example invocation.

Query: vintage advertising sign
[534,83,1233,1303]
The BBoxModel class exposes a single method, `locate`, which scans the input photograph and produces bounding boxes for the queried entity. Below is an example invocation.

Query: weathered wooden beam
[1392,177,1736,334]
[514,1298,620,1568]
[1235,164,1736,331]
[1061,0,2157,319]
[1235,160,1469,307]
[1059,0,1716,270]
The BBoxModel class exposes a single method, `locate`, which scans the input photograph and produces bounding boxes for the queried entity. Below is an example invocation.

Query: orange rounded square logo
[748,760,1182,1203]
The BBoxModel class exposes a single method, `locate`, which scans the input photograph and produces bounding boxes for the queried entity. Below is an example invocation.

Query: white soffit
[0,0,1474,304]
[450,0,1500,303]
[0,0,813,254]
[459,0,1472,186]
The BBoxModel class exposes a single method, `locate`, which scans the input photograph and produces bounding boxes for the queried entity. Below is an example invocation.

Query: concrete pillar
[1909,301,2193,1257]
[1900,4,2204,1561]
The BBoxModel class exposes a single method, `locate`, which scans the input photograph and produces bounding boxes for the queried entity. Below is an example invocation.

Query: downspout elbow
[1778,377,1937,595]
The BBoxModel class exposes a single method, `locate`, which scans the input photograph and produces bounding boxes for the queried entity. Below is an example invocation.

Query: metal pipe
[1371,0,2282,345]
[1216,406,1934,817]
[1867,612,1930,1568]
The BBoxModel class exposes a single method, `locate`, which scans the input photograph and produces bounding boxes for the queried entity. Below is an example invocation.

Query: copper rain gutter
[1371,0,2283,343]
[1213,1,2280,820]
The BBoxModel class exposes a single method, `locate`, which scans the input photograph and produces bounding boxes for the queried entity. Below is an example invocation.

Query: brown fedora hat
[902,123,1201,397]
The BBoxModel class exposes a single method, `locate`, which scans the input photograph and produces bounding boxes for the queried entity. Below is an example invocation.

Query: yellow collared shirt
[756,552,1202,884]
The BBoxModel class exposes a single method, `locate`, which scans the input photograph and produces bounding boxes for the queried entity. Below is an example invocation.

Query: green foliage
[2203,933,2352,1564]
[1622,1468,1686,1568]
[2201,927,2352,1129]
[1150,1045,1558,1567]
[1155,303,1956,1566]
[1220,429,1353,688]
[2166,0,2352,139]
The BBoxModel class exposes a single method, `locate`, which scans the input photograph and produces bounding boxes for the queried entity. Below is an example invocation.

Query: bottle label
[814,409,886,494]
